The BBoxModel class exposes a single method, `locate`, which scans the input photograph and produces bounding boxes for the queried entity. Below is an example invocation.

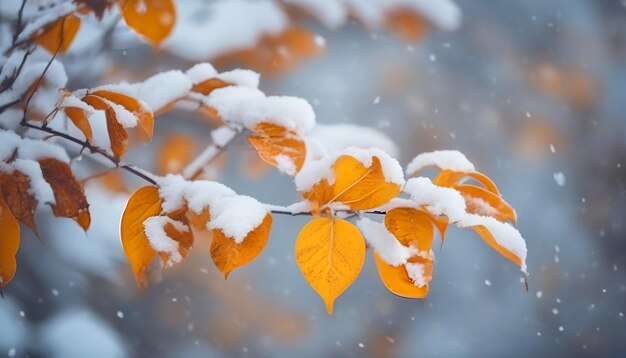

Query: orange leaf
[64,107,93,141]
[0,171,39,235]
[247,123,306,175]
[374,253,430,299]
[295,217,365,314]
[34,14,81,54]
[433,170,500,195]
[156,134,197,175]
[120,0,176,46]
[82,95,128,158]
[384,8,430,42]
[192,78,231,96]
[0,195,20,289]
[384,208,434,252]
[38,158,90,231]
[473,225,522,268]
[120,185,162,287]
[91,90,154,140]
[457,184,517,223]
[210,214,272,278]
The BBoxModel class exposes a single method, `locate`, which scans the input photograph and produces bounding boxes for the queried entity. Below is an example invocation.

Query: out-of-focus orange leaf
[120,185,162,287]
[210,214,272,278]
[248,123,306,175]
[75,0,115,19]
[384,7,430,42]
[0,171,39,235]
[156,134,197,175]
[295,217,365,314]
[34,14,81,53]
[192,78,231,96]
[91,90,154,140]
[120,0,176,46]
[82,94,129,158]
[38,158,90,231]
[0,195,20,289]
[302,155,401,213]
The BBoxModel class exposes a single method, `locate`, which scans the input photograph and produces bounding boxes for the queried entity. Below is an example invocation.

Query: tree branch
[182,125,239,180]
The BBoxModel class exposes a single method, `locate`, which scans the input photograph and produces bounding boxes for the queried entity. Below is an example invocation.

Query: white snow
[405,261,430,287]
[554,172,566,186]
[405,150,475,176]
[156,175,267,243]
[207,195,270,243]
[143,216,188,266]
[357,217,417,266]
[306,123,399,161]
[11,159,55,205]
[275,154,297,176]
[295,147,405,193]
[404,177,527,273]
[186,64,260,88]
[164,0,289,61]
[185,63,218,84]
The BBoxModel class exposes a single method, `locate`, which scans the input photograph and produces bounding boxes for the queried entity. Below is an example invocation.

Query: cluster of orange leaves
[0,151,90,289]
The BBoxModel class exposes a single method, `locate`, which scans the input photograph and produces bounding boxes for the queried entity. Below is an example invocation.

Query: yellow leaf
[91,90,154,140]
[120,0,176,46]
[39,158,90,231]
[374,254,430,299]
[120,186,162,288]
[210,214,272,278]
[192,78,231,95]
[473,225,522,268]
[327,155,401,211]
[384,208,434,252]
[247,123,306,175]
[34,14,81,54]
[433,170,500,195]
[0,195,20,289]
[295,217,366,314]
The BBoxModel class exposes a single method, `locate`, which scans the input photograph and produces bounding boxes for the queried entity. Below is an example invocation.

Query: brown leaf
[0,171,39,235]
[39,158,90,231]
[0,195,20,289]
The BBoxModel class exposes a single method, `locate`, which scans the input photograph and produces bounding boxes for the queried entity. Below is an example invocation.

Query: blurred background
[1,0,626,356]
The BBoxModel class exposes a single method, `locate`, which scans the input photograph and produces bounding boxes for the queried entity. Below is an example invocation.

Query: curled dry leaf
[120,0,176,46]
[0,195,20,289]
[34,14,81,54]
[90,90,154,140]
[248,123,306,175]
[38,158,90,231]
[302,155,402,214]
[210,214,272,278]
[82,94,129,158]
[295,217,366,314]
[120,186,163,287]
[0,171,39,235]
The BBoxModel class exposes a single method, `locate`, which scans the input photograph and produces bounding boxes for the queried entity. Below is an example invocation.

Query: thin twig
[12,0,28,46]
[182,125,239,180]
[20,120,157,185]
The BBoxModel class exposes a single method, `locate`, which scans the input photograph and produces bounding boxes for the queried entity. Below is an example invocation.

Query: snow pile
[143,216,189,266]
[405,150,475,176]
[284,0,461,31]
[186,63,260,89]
[0,50,68,118]
[357,217,417,266]
[404,177,528,273]
[156,174,269,243]
[164,0,289,61]
[295,147,405,193]
[0,130,70,205]
[205,86,316,134]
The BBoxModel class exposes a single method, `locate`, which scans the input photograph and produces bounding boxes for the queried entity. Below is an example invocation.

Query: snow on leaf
[0,195,20,289]
[120,0,176,46]
[211,214,272,278]
[82,95,129,158]
[247,122,306,175]
[90,90,154,141]
[295,217,366,315]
